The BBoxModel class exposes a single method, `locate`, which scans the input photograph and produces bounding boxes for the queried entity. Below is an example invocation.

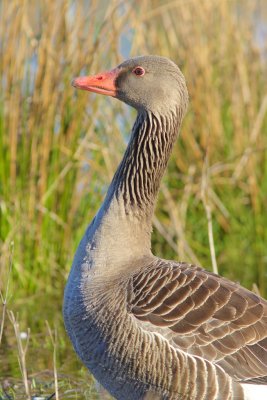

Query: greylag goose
[63,56,267,400]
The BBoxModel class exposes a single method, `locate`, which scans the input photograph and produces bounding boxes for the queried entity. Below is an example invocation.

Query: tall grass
[0,0,267,301]
[1,0,267,397]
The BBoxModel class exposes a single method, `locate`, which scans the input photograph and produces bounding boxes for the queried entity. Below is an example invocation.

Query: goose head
[72,55,188,115]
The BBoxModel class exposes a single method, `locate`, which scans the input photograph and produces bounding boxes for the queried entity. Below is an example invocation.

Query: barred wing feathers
[130,260,267,384]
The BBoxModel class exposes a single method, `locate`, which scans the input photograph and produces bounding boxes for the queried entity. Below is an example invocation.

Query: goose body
[63,56,267,399]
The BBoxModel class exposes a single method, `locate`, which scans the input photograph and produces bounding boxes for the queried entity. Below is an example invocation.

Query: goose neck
[108,108,182,220]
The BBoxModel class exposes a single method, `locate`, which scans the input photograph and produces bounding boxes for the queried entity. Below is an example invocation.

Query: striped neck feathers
[106,107,184,220]
[86,106,186,275]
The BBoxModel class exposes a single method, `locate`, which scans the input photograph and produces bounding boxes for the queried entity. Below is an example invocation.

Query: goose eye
[132,67,145,76]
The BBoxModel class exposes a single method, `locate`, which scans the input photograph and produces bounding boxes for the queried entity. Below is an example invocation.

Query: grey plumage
[64,56,267,400]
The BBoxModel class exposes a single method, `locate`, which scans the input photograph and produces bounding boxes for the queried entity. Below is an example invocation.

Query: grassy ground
[0,0,267,398]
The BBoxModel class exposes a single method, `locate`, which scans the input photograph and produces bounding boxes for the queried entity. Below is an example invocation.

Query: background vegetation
[0,0,267,398]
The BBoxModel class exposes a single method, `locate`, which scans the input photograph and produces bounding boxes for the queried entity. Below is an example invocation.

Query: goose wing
[130,259,267,383]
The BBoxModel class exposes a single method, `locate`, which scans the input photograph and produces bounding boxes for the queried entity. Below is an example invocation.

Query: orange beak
[72,68,119,97]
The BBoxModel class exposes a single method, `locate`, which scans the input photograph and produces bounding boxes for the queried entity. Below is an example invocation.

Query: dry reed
[0,0,267,396]
[1,0,266,297]
[46,320,59,400]
[8,311,31,399]
[0,242,13,346]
